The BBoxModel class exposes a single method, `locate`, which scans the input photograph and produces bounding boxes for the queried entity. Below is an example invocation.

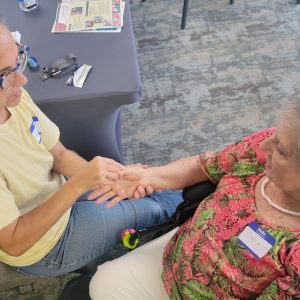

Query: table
[0,0,141,163]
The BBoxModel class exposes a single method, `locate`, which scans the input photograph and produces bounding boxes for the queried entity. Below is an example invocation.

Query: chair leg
[297,0,300,4]
[181,0,189,29]
[230,0,234,4]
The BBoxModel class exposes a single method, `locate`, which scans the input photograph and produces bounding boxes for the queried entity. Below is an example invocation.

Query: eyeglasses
[0,43,29,91]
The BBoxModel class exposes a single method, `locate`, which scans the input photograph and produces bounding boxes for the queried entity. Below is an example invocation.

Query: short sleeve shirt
[162,128,300,299]
[0,89,70,266]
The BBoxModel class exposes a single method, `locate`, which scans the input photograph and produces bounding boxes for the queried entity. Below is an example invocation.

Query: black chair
[143,0,300,30]
[181,0,234,29]
[58,180,217,300]
[123,181,217,248]
[181,0,300,29]
[140,0,234,30]
[58,244,131,300]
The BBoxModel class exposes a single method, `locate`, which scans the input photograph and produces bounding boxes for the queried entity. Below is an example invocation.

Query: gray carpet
[122,0,300,167]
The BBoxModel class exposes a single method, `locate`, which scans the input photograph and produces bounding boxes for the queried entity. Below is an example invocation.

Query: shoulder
[234,128,276,161]
[242,128,276,146]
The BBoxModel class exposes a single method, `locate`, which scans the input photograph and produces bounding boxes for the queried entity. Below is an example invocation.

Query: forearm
[51,142,88,178]
[1,177,84,256]
[147,155,208,190]
[1,142,124,255]
[87,156,209,206]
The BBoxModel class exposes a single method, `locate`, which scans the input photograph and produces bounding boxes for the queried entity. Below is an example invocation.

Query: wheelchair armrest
[174,181,217,226]
[121,181,218,249]
[182,181,217,204]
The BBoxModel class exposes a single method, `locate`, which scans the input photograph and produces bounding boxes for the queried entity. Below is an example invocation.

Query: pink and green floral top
[162,128,300,299]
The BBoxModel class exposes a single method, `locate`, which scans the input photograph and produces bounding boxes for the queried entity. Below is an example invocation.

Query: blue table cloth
[0,0,142,162]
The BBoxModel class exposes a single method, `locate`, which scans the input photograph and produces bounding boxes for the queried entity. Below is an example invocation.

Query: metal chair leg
[181,0,189,29]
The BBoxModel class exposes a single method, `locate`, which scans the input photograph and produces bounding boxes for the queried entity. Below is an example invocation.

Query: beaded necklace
[261,178,300,217]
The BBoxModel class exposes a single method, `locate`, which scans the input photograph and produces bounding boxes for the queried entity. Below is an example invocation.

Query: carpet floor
[122,0,300,166]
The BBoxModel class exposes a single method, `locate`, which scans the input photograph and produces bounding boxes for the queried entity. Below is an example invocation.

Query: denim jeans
[17,190,182,276]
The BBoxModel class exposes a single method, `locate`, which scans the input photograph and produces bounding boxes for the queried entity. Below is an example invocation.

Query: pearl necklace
[261,178,300,217]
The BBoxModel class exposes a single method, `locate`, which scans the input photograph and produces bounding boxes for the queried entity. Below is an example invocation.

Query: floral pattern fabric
[162,128,300,299]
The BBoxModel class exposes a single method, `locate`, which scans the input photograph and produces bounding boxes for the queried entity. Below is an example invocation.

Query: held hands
[72,156,125,192]
[87,163,154,207]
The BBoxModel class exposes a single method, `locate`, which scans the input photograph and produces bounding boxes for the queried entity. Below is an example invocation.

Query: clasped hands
[86,160,154,208]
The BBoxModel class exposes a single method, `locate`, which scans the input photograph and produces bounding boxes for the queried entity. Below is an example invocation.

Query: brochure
[52,0,124,33]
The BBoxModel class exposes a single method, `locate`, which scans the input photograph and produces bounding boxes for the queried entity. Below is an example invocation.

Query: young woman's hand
[71,156,125,193]
[87,163,154,207]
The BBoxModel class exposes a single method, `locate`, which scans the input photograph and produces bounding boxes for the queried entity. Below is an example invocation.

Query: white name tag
[29,116,42,144]
[238,222,276,259]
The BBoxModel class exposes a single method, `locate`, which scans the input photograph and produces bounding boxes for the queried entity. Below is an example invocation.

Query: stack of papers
[52,0,125,33]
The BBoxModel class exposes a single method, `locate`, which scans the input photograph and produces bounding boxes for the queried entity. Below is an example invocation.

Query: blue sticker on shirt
[29,116,42,144]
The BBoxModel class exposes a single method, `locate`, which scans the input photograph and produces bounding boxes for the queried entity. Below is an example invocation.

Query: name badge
[237,222,276,259]
[29,116,42,144]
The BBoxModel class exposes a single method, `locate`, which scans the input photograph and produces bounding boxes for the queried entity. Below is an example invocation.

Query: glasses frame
[0,43,29,91]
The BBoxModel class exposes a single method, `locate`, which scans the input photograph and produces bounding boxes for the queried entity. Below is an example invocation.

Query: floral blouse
[162,128,300,299]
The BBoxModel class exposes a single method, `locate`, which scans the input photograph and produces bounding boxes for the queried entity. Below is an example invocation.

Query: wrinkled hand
[88,163,153,207]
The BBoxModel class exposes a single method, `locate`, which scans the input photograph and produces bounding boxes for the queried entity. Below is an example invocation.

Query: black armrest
[182,181,218,204]
[121,181,218,249]
[173,181,217,226]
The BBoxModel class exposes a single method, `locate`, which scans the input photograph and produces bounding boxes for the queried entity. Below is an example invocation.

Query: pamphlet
[52,0,124,33]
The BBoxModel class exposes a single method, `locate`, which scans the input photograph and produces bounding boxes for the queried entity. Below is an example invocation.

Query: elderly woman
[89,99,300,299]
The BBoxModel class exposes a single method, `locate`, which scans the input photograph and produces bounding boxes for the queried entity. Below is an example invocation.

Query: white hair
[279,97,300,165]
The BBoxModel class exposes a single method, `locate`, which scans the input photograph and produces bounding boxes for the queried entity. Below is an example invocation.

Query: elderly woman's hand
[87,163,154,207]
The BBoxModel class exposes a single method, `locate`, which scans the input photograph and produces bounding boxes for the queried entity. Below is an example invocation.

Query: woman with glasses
[0,43,28,91]
[0,21,183,276]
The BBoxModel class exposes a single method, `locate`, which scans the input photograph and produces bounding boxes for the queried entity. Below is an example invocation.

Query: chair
[181,0,234,29]
[58,180,217,299]
[58,243,131,300]
[181,0,300,29]
[122,180,217,249]
[141,0,235,30]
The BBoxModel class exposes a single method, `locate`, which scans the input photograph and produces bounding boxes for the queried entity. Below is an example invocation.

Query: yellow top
[0,89,70,266]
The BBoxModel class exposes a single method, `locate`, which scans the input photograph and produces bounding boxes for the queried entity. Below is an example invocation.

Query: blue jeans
[17,190,182,276]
